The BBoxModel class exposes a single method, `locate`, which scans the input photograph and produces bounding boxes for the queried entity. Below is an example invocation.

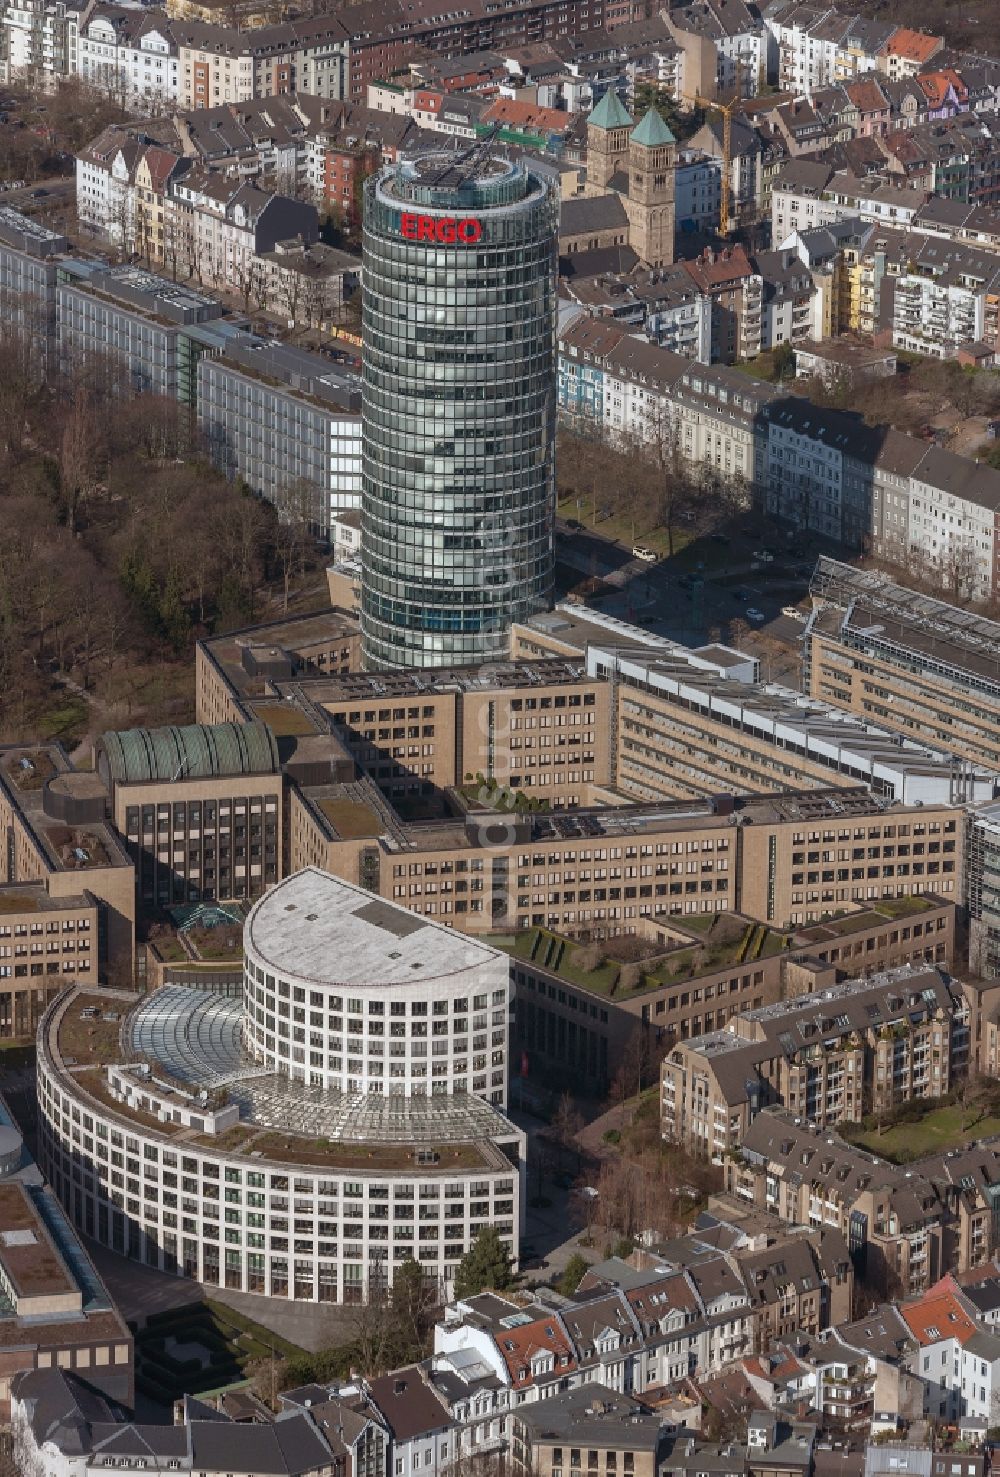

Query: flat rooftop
[60,260,223,327]
[0,884,94,916]
[0,204,67,255]
[387,784,921,853]
[0,1181,75,1301]
[0,747,131,876]
[795,337,896,366]
[811,555,1000,695]
[49,988,515,1170]
[246,867,503,987]
[293,658,592,701]
[592,643,999,794]
[216,335,361,413]
[200,609,361,699]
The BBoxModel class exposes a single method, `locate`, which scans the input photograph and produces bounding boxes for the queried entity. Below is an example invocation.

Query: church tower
[586,89,634,192]
[625,107,677,268]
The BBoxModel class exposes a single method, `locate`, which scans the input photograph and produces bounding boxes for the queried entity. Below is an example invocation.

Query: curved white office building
[37,869,522,1304]
[243,870,510,1102]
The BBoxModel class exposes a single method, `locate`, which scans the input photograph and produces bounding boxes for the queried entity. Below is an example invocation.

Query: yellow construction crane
[693,92,742,236]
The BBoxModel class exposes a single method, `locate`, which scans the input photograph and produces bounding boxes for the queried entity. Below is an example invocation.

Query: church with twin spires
[583,90,678,268]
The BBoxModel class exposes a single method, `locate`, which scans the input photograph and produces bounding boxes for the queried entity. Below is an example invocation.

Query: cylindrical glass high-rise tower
[360,150,559,670]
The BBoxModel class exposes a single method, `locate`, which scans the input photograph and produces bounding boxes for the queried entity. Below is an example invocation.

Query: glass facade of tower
[360,153,559,670]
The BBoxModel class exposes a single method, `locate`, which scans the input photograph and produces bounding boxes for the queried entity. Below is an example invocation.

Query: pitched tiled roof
[491,1314,576,1388]
[366,1369,451,1440]
[899,1291,979,1347]
[883,27,943,64]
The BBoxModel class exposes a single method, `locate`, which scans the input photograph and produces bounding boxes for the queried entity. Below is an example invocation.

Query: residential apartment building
[77,7,180,109]
[728,1109,946,1296]
[14,1371,338,1474]
[557,312,772,482]
[171,19,264,108]
[665,0,767,102]
[163,166,318,293]
[891,241,1000,360]
[0,0,79,87]
[878,28,945,81]
[661,963,970,1157]
[735,1233,853,1352]
[511,1385,664,1477]
[772,164,927,242]
[557,309,1000,588]
[900,1286,1000,1421]
[764,3,895,96]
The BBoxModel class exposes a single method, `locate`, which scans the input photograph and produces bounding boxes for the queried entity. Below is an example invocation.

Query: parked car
[632,545,657,563]
[746,607,765,623]
[782,605,805,620]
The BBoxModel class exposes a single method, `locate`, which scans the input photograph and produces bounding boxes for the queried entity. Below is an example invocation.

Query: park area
[843,1093,1000,1164]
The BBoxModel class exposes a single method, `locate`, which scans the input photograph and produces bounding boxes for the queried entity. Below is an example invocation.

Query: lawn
[35,695,89,744]
[844,1103,1000,1163]
[252,702,316,737]
[874,895,935,919]
[494,920,792,999]
[317,796,382,839]
[148,933,187,963]
[556,491,696,560]
[494,928,620,996]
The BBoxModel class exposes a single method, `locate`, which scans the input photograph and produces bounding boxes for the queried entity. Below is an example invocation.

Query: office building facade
[38,870,524,1305]
[360,151,559,670]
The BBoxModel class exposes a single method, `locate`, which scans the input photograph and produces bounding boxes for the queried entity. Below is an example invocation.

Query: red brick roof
[883,27,943,64]
[493,1315,577,1389]
[483,96,573,134]
[899,1291,978,1347]
[844,78,888,113]
[681,243,754,291]
[917,69,966,107]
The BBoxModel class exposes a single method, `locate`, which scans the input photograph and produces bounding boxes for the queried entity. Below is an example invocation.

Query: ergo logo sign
[400,212,483,245]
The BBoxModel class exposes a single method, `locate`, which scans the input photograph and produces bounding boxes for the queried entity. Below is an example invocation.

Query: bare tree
[274,264,306,328]
[272,478,322,612]
[549,1091,583,1168]
[58,386,106,534]
[303,271,337,331]
[233,251,269,314]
